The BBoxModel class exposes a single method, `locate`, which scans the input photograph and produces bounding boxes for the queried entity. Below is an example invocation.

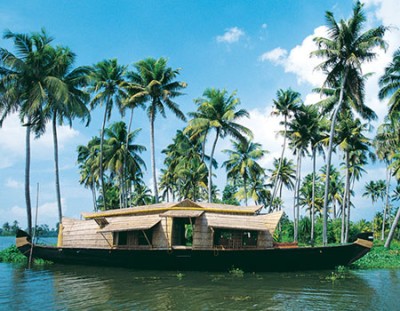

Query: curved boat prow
[354,232,373,249]
[16,229,32,249]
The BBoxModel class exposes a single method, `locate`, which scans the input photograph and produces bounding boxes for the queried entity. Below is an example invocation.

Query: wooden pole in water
[28,183,39,268]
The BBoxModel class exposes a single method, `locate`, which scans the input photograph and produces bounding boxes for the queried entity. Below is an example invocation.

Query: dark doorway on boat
[214,229,258,248]
[172,218,195,246]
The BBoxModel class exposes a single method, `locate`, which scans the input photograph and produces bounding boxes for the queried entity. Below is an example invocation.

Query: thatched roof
[82,199,262,219]
[205,211,283,232]
[160,210,204,218]
[97,214,161,233]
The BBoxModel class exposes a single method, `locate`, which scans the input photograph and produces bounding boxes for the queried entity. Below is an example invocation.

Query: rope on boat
[28,183,39,268]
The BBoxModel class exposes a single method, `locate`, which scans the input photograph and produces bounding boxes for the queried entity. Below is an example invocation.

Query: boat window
[138,229,153,246]
[114,230,153,247]
[214,229,258,248]
[117,231,128,246]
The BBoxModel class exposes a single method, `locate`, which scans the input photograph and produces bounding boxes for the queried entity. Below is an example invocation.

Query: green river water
[1,237,399,310]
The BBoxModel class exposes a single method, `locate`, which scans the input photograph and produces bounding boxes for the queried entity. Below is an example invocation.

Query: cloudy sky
[0,0,399,229]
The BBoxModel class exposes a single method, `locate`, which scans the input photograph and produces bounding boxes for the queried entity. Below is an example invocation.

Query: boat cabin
[57,200,282,251]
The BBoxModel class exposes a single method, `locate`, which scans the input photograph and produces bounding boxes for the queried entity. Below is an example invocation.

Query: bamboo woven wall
[61,218,112,248]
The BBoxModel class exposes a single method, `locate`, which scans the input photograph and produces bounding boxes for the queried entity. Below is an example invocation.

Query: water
[1,237,399,310]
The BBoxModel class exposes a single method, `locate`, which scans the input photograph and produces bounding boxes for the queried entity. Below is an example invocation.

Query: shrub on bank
[351,240,400,269]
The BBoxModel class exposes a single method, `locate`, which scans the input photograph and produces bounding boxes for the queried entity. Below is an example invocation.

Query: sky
[0,0,399,229]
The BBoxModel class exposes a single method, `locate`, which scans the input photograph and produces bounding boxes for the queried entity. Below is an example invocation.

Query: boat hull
[16,230,372,272]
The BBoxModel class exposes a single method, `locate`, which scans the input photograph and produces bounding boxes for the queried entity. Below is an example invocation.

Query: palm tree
[89,59,128,209]
[0,29,63,234]
[268,157,296,207]
[185,88,252,202]
[379,48,400,117]
[311,1,387,244]
[286,104,315,241]
[336,113,374,242]
[128,57,187,202]
[103,121,146,208]
[363,180,386,238]
[161,129,212,202]
[222,139,267,206]
[77,137,100,211]
[44,46,91,223]
[270,88,302,206]
[374,119,399,240]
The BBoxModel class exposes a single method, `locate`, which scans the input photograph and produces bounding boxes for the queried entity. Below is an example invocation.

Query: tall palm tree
[103,121,146,208]
[0,29,64,234]
[185,88,252,202]
[379,48,400,117]
[222,139,267,206]
[44,46,91,223]
[311,1,387,244]
[336,114,374,242]
[286,104,315,241]
[89,59,128,209]
[270,88,302,206]
[128,57,187,202]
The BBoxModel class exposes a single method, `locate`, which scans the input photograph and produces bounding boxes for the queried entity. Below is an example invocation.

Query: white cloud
[216,27,245,43]
[5,178,23,189]
[240,106,285,169]
[259,47,288,64]
[0,113,81,166]
[261,23,268,29]
[259,26,328,87]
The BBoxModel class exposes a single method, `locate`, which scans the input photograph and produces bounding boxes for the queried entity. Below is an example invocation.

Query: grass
[351,240,400,269]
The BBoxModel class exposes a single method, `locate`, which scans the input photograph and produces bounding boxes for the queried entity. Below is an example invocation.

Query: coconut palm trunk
[385,205,400,249]
[208,130,219,203]
[341,150,350,243]
[271,116,288,205]
[311,148,316,242]
[382,168,391,240]
[150,110,159,202]
[123,109,135,208]
[25,121,32,235]
[52,111,63,223]
[322,73,347,245]
[293,151,301,242]
[99,105,108,209]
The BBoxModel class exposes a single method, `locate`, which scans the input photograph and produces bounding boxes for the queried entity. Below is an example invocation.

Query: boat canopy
[160,210,204,218]
[97,215,161,233]
[206,211,283,232]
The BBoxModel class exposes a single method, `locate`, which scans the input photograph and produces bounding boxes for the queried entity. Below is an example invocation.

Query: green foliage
[229,267,244,277]
[0,245,28,263]
[176,272,185,280]
[222,184,240,205]
[325,266,349,282]
[352,240,400,269]
[0,245,53,265]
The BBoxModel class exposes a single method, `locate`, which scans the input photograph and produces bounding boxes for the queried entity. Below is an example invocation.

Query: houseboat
[16,199,373,271]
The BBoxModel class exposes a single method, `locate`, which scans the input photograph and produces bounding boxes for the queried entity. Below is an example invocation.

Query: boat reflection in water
[3,262,397,310]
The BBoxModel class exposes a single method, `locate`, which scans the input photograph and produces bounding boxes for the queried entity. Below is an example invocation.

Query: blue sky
[0,0,399,228]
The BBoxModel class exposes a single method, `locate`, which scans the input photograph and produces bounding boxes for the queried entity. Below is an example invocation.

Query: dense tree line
[1,1,400,247]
